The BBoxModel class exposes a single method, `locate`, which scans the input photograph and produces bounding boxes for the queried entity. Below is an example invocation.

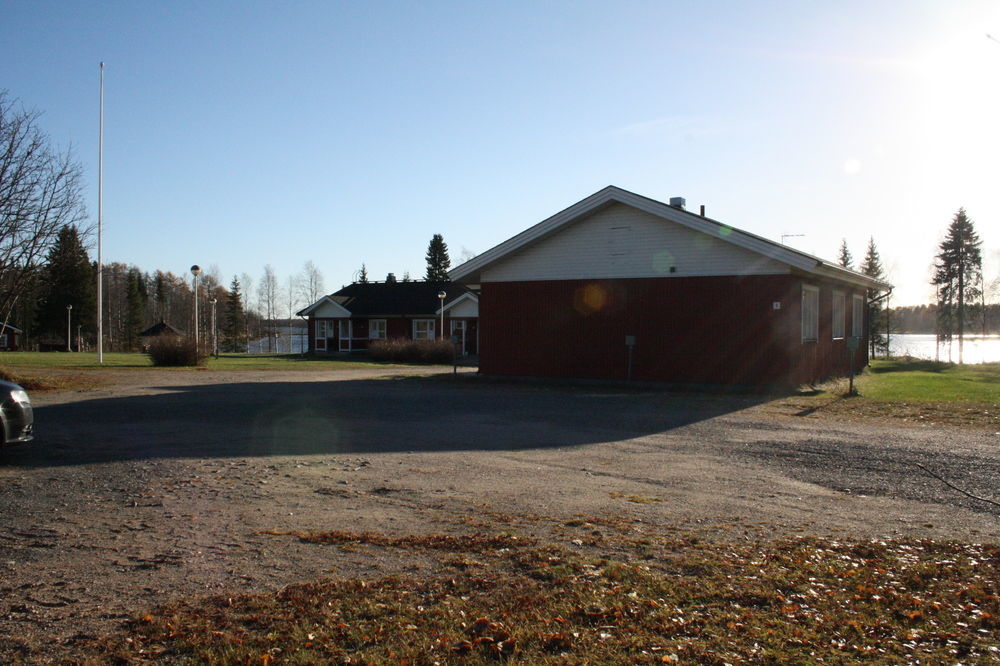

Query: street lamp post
[210,297,218,358]
[66,305,73,352]
[190,265,202,349]
[437,291,446,340]
[77,324,82,353]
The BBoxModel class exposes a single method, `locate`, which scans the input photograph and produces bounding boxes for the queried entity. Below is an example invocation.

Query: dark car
[0,380,33,445]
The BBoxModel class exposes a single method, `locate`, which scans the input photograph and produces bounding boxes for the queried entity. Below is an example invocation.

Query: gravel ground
[0,367,997,659]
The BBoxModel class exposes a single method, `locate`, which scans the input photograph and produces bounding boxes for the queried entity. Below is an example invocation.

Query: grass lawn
[0,352,422,392]
[779,358,999,430]
[0,351,413,372]
[859,358,1000,403]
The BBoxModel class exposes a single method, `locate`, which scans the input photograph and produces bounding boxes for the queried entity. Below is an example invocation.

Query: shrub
[368,338,454,364]
[147,336,205,367]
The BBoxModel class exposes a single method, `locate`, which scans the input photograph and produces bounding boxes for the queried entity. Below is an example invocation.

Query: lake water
[887,333,1000,364]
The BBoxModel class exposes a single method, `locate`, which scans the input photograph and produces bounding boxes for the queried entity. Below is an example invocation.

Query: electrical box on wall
[772,301,782,310]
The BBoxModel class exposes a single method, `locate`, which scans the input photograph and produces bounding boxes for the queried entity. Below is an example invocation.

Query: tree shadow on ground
[2,375,775,469]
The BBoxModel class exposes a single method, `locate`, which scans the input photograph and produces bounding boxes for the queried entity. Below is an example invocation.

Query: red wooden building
[297,281,479,355]
[450,186,890,387]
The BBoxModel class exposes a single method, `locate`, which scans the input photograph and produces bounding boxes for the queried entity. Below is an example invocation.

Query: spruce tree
[859,237,888,357]
[125,267,147,351]
[35,225,95,345]
[223,276,247,352]
[932,208,982,363]
[358,263,369,284]
[425,234,451,282]
[837,239,853,269]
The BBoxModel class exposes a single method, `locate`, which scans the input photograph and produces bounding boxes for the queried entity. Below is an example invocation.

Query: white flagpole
[97,62,104,363]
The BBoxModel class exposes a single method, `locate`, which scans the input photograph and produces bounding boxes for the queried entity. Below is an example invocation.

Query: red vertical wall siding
[480,277,867,387]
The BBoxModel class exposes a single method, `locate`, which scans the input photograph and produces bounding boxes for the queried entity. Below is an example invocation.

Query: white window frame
[412,319,435,340]
[0,334,8,348]
[832,291,845,340]
[339,320,352,352]
[801,285,819,343]
[852,294,864,338]
[369,319,387,340]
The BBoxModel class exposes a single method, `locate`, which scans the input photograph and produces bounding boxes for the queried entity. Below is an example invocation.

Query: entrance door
[338,320,352,352]
[315,320,329,351]
[450,320,467,355]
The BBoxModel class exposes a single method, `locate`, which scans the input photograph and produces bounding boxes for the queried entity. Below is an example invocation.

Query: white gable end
[313,300,351,317]
[448,298,479,317]
[481,203,789,283]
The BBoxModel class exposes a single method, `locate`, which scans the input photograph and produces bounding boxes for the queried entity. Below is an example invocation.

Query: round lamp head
[190,265,202,276]
[437,291,447,299]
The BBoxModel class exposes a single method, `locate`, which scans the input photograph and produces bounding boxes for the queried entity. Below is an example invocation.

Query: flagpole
[97,62,104,364]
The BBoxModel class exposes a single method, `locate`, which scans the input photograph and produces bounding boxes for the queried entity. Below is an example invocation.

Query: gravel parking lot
[1,367,997,657]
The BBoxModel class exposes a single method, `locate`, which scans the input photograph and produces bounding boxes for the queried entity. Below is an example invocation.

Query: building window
[832,291,845,340]
[413,319,435,340]
[369,319,386,340]
[852,295,864,338]
[801,285,819,342]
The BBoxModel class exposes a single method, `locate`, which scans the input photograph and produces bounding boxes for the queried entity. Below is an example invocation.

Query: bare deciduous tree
[298,260,325,305]
[258,265,278,352]
[0,92,88,320]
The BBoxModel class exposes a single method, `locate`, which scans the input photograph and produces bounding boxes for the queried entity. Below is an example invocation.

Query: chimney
[700,204,705,217]
[669,197,686,209]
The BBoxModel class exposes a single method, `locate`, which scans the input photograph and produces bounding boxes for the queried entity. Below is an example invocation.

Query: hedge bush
[368,338,454,364]
[147,336,206,367]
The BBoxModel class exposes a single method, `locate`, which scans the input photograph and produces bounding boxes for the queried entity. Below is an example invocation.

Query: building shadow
[2,375,774,469]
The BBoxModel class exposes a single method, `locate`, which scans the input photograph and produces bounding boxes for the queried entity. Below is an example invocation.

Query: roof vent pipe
[669,197,686,208]
[700,204,705,217]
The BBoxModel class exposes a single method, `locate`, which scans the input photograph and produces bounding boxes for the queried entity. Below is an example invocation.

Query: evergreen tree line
[836,236,890,357]
[2,225,334,353]
[889,303,1000,335]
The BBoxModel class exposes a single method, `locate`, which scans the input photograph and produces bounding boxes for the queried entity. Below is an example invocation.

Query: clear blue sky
[3,1,998,306]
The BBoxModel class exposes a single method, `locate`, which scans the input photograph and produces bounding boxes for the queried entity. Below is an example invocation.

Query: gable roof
[139,320,185,337]
[296,295,353,318]
[450,185,891,291]
[437,291,479,315]
[297,281,473,318]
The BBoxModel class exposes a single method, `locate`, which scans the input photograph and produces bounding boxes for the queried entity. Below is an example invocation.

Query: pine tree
[35,225,95,346]
[223,276,247,352]
[859,237,888,357]
[358,263,369,284]
[837,239,853,269]
[932,208,982,363]
[425,234,451,282]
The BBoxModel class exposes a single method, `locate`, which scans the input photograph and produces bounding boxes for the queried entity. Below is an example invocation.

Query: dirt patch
[1,367,997,661]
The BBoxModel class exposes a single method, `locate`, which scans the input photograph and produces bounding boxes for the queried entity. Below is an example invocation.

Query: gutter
[868,286,893,305]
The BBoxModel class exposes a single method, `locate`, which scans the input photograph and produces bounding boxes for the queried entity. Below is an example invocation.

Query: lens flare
[573,283,608,315]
